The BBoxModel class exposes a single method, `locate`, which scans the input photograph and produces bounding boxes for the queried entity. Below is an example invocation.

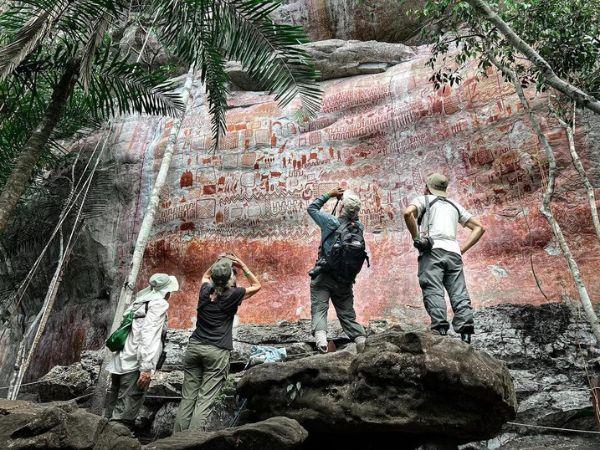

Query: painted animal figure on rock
[173,254,261,432]
[308,187,369,353]
[404,173,486,344]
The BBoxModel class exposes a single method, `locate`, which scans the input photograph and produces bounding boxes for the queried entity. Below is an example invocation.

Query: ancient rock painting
[114,52,598,329]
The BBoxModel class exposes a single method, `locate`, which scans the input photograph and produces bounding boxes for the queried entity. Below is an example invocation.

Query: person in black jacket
[173,254,261,432]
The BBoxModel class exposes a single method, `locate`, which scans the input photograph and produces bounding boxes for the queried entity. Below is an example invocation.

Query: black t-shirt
[191,282,246,350]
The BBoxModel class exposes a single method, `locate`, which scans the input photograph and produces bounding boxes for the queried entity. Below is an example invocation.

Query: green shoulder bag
[105,310,136,352]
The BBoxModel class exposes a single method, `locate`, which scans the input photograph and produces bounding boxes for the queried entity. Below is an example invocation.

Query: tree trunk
[494,60,600,343]
[556,106,600,243]
[6,143,103,399]
[466,0,600,115]
[89,66,195,414]
[0,59,79,237]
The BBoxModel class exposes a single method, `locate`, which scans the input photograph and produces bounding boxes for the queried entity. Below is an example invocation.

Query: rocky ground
[4,302,600,449]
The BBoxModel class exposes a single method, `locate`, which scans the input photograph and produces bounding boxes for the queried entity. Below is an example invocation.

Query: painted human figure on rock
[173,254,261,432]
[307,187,370,353]
[403,173,485,343]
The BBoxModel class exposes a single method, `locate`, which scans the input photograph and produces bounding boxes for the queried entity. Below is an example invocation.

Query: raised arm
[231,256,261,299]
[460,217,486,255]
[307,187,344,231]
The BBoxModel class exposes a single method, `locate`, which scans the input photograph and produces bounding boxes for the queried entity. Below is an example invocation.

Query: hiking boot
[461,333,472,344]
[435,328,448,336]
[355,336,366,353]
[315,330,328,353]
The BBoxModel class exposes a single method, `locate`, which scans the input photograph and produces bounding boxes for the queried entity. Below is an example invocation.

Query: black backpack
[323,220,370,283]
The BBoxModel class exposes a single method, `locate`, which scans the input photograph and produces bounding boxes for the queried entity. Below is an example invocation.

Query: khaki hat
[426,173,449,197]
[211,257,233,287]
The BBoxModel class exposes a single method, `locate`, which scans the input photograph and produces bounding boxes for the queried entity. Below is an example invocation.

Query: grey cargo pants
[418,248,474,334]
[104,370,146,426]
[310,272,366,340]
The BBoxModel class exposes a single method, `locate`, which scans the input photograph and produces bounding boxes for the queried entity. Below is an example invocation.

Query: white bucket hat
[149,273,179,295]
[135,273,179,303]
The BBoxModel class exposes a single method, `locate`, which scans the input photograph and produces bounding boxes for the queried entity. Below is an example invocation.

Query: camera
[414,236,434,253]
[308,258,327,279]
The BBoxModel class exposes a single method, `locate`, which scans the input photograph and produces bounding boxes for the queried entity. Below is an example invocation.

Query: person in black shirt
[173,254,261,432]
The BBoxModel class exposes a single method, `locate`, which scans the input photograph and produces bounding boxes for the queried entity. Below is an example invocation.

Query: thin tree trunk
[6,309,43,399]
[114,65,194,330]
[0,59,79,237]
[467,0,600,114]
[6,144,103,399]
[493,60,600,342]
[556,104,600,243]
[89,66,195,414]
[6,142,98,316]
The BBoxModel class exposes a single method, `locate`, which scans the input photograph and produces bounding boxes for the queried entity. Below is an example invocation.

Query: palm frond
[216,0,322,117]
[79,13,109,93]
[198,40,229,148]
[85,45,184,118]
[152,0,322,119]
[0,0,68,81]
[153,0,208,63]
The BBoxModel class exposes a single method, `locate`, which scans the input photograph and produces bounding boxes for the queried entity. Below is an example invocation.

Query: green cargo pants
[418,248,474,334]
[173,339,230,432]
[104,370,146,426]
[310,272,366,341]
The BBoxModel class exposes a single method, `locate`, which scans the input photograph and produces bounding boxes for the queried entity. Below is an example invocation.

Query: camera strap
[424,195,432,237]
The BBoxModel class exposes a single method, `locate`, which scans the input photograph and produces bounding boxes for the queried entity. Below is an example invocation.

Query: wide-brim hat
[149,273,180,295]
[426,172,449,198]
[211,257,233,287]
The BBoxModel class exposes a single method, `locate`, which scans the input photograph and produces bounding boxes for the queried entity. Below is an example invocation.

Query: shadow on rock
[146,416,307,449]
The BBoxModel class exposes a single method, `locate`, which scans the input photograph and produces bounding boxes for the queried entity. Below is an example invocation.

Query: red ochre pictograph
[113,56,599,329]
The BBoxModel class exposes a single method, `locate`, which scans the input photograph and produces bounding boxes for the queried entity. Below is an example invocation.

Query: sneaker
[315,330,328,353]
[461,333,472,344]
[355,336,366,353]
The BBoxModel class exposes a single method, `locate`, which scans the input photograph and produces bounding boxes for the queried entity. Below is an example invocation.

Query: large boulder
[238,327,517,447]
[30,362,93,402]
[226,39,415,89]
[0,399,140,449]
[146,416,308,449]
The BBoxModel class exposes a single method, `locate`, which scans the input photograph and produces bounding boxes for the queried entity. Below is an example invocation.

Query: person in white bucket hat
[105,273,179,428]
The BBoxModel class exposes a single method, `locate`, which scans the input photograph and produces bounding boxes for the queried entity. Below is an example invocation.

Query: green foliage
[0,0,322,188]
[421,0,600,103]
[0,0,184,190]
[153,0,322,144]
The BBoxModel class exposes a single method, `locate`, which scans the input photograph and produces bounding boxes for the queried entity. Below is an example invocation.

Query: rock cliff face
[132,44,599,331]
[1,37,599,386]
[272,0,429,44]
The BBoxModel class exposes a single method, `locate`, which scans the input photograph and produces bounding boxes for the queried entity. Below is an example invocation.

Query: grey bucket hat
[211,258,233,287]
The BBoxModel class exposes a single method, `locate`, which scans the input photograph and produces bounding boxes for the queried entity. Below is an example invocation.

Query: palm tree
[0,0,322,238]
[0,1,184,236]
